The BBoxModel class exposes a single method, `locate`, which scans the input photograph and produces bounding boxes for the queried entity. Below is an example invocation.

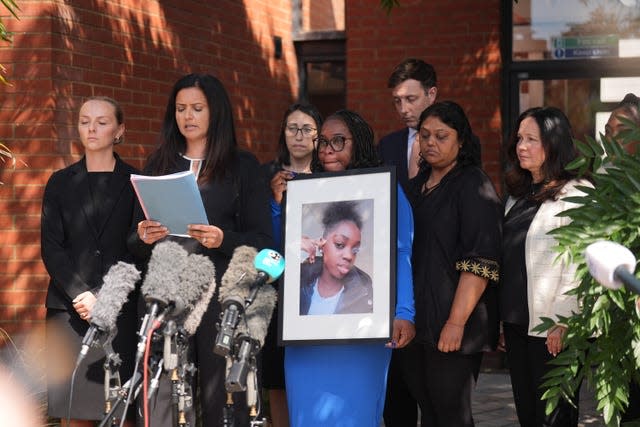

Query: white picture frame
[278,167,396,344]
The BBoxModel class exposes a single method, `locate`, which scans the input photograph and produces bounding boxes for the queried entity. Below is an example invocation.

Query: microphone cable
[118,355,140,427]
[64,359,81,427]
[142,318,163,427]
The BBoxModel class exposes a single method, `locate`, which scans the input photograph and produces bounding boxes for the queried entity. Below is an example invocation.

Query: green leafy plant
[380,0,400,14]
[533,119,640,426]
[0,140,26,184]
[0,0,20,182]
[0,0,19,85]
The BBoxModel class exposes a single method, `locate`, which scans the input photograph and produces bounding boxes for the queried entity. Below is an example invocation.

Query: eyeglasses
[285,125,317,138]
[313,135,351,152]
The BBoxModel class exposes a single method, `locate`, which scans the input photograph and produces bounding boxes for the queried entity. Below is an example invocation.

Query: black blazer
[377,128,410,194]
[41,154,139,310]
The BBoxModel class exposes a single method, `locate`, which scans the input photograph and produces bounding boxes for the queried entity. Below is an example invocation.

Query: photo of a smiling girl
[298,199,374,315]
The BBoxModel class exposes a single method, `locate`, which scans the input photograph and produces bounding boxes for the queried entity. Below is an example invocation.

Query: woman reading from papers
[42,96,139,427]
[130,73,272,426]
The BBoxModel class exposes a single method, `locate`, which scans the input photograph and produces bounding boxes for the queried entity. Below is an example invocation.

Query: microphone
[252,247,286,285]
[183,274,217,336]
[584,241,640,295]
[137,241,215,362]
[77,261,141,365]
[141,241,215,321]
[239,249,285,347]
[225,281,278,392]
[165,262,216,371]
[238,249,283,345]
[214,246,258,356]
[223,248,284,392]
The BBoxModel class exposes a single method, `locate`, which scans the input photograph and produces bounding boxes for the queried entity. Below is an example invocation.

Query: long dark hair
[416,101,481,170]
[276,103,323,167]
[505,106,579,201]
[312,109,380,171]
[147,73,237,182]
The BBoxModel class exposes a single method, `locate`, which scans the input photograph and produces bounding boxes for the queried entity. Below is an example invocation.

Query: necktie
[408,130,420,179]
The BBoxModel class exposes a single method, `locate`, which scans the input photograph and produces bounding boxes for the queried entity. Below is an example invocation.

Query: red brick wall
[0,0,298,334]
[0,0,505,334]
[346,0,503,186]
[305,0,345,31]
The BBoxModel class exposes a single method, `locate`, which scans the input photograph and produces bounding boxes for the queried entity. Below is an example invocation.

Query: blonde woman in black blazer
[41,96,139,427]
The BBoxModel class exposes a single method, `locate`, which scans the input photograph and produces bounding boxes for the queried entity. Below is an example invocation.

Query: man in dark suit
[378,59,438,194]
[378,58,437,427]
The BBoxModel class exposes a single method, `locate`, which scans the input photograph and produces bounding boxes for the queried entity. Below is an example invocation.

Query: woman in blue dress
[283,109,416,427]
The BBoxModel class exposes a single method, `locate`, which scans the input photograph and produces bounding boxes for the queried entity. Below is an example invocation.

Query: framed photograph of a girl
[279,167,396,344]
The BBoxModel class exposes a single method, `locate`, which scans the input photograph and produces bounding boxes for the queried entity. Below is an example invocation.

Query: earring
[113,135,123,145]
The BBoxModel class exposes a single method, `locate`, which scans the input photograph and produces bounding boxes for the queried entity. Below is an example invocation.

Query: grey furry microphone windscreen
[176,247,216,311]
[219,245,277,346]
[176,249,216,333]
[218,245,258,303]
[142,240,216,319]
[183,273,216,335]
[242,280,277,346]
[91,261,141,330]
[141,241,189,305]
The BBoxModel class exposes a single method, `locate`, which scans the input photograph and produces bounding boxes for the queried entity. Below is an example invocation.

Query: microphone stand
[220,282,271,427]
[221,358,235,427]
[102,340,123,426]
[98,355,162,427]
[167,325,195,427]
[247,367,267,427]
[98,370,142,427]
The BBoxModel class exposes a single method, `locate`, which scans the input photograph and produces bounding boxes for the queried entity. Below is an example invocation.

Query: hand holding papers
[131,171,209,237]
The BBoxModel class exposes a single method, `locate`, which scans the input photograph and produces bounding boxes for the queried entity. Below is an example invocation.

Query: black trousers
[401,341,482,427]
[383,347,418,426]
[503,322,579,427]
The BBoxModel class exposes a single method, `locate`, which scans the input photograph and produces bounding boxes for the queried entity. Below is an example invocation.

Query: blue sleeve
[271,198,282,250]
[395,185,415,322]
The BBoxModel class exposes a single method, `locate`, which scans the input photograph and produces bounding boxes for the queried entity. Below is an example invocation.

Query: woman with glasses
[261,103,322,427]
[264,103,323,247]
[284,110,416,427]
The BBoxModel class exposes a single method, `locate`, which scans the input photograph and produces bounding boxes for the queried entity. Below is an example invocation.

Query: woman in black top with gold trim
[402,101,502,427]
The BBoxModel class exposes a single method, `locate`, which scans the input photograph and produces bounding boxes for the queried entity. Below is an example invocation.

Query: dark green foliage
[380,0,401,14]
[533,123,640,426]
[0,0,19,85]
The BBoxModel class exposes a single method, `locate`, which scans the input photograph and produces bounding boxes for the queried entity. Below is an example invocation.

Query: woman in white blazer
[499,106,591,427]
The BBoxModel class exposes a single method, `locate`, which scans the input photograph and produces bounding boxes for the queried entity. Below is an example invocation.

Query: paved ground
[472,371,604,427]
